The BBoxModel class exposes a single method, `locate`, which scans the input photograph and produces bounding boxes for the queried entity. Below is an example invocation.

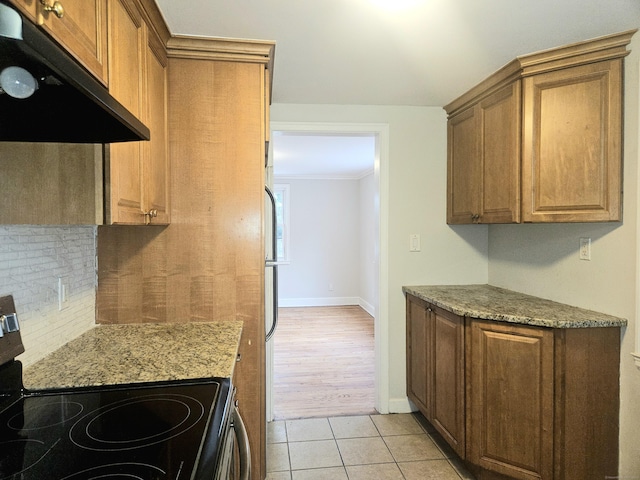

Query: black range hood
[0,2,150,143]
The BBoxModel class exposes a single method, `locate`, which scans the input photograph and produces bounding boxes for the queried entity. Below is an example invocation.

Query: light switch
[409,234,421,252]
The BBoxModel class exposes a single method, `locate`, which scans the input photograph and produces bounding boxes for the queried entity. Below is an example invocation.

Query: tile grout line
[269,413,473,479]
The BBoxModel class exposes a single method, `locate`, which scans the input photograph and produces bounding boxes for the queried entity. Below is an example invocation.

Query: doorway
[266,121,390,420]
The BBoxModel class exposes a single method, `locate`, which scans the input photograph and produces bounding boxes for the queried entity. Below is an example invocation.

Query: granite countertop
[402,284,627,329]
[23,321,243,390]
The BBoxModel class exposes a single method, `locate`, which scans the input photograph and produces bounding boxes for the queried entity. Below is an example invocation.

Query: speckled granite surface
[23,321,243,390]
[403,284,626,328]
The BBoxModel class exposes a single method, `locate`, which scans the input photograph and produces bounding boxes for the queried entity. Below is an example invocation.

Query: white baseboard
[359,299,375,316]
[279,297,376,317]
[279,297,360,308]
[387,397,414,414]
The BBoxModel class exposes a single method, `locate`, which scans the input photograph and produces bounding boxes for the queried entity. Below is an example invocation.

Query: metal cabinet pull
[143,209,158,224]
[40,0,64,18]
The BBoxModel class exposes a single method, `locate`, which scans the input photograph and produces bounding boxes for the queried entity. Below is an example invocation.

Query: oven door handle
[233,406,251,480]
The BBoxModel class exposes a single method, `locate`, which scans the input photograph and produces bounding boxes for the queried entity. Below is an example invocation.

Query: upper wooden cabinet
[105,0,145,224]
[105,0,170,225]
[8,0,109,84]
[143,30,170,225]
[522,60,622,222]
[445,30,635,224]
[447,82,521,224]
[0,0,169,226]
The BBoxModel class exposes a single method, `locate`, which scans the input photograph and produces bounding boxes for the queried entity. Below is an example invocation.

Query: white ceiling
[154,0,640,175]
[272,132,376,179]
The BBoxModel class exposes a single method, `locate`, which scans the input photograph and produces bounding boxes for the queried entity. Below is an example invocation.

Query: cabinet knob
[143,209,158,224]
[40,0,64,18]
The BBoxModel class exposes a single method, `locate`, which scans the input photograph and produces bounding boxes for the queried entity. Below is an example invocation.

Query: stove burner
[0,359,229,480]
[69,394,205,451]
[8,400,83,431]
[59,462,166,479]
[0,438,54,479]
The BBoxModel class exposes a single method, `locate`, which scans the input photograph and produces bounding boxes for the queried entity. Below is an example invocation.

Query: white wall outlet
[579,237,591,261]
[409,234,421,252]
[58,277,69,310]
[328,283,334,291]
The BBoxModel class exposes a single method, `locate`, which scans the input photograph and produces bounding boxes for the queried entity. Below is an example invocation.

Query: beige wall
[273,33,640,471]
[488,32,640,476]
[270,104,489,412]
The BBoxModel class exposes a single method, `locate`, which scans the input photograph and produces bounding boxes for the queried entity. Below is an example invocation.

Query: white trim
[270,121,391,414]
[278,297,376,316]
[635,58,640,370]
[279,297,361,307]
[388,397,414,414]
[359,298,375,317]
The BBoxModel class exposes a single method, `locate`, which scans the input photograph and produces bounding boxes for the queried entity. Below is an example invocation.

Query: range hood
[0,2,150,143]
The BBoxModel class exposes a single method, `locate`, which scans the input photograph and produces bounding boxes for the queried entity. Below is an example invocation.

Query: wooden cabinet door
[105,0,145,224]
[406,295,431,416]
[522,59,623,222]
[479,82,521,223]
[432,306,465,458]
[447,106,480,224]
[143,31,170,224]
[36,0,108,84]
[467,319,554,480]
[406,296,465,457]
[7,0,36,20]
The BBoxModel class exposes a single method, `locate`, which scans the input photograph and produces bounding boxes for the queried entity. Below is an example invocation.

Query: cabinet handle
[143,209,158,225]
[40,0,64,18]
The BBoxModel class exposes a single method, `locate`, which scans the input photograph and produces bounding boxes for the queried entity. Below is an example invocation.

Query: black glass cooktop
[0,377,228,480]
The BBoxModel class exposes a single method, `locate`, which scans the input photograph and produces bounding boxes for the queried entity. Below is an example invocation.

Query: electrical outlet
[579,238,591,261]
[58,277,69,310]
[409,234,421,252]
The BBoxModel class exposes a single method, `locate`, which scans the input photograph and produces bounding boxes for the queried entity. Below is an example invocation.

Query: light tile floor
[266,413,476,480]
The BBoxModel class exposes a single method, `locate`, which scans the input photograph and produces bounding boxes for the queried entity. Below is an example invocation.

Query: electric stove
[0,295,238,480]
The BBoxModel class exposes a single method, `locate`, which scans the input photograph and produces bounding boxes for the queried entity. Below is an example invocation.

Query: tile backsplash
[0,226,96,367]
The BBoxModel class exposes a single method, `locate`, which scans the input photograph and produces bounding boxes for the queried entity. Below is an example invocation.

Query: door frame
[267,121,390,419]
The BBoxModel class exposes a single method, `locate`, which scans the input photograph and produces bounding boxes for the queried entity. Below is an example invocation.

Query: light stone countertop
[402,284,627,329]
[23,321,243,390]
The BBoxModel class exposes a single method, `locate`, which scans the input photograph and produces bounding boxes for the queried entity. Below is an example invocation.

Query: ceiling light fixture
[0,66,38,99]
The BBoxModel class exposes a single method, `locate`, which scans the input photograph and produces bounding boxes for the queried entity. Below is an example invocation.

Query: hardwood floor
[273,306,376,420]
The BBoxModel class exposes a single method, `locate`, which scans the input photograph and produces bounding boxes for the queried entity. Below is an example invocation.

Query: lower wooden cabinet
[405,294,621,480]
[467,320,554,480]
[406,295,465,458]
